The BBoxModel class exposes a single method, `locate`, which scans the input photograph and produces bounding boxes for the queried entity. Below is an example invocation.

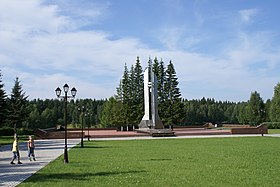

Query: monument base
[139,119,164,129]
[136,128,175,137]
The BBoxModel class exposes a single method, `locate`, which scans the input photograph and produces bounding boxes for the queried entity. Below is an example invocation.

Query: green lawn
[20,137,280,187]
[0,135,29,146]
[268,129,280,134]
[0,136,13,146]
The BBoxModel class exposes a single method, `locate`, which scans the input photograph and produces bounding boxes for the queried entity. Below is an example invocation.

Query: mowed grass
[20,137,280,187]
[0,135,29,146]
[268,129,280,134]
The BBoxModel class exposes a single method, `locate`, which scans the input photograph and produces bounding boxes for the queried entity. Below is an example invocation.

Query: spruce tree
[152,58,166,118]
[152,57,160,77]
[162,61,184,125]
[114,58,144,127]
[134,57,144,103]
[133,57,144,124]
[121,63,130,103]
[7,77,29,132]
[152,58,165,101]
[114,57,184,127]
[0,71,7,126]
[158,59,166,103]
[127,64,136,125]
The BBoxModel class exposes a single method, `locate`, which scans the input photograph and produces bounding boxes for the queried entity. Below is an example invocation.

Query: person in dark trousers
[27,135,36,161]
[10,134,22,164]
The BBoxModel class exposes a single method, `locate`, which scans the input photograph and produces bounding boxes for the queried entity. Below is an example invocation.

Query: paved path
[0,139,80,187]
[0,134,279,187]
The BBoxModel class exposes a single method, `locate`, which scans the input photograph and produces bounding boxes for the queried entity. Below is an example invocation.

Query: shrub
[17,128,34,135]
[262,122,280,129]
[0,127,34,136]
[0,127,14,136]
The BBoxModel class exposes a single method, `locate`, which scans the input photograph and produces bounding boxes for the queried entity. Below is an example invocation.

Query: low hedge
[0,127,14,136]
[262,122,280,129]
[0,127,34,136]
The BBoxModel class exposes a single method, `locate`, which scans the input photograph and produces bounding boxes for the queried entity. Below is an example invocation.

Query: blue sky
[1,0,280,102]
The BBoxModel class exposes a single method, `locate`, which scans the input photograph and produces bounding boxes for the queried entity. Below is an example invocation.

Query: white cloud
[157,28,180,50]
[0,1,279,102]
[239,8,258,23]
[0,1,70,34]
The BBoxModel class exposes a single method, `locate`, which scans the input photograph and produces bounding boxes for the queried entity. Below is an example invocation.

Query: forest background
[1,57,280,135]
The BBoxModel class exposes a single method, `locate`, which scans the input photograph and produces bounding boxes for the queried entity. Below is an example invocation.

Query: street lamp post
[78,106,85,148]
[85,112,92,141]
[87,115,90,141]
[55,84,77,164]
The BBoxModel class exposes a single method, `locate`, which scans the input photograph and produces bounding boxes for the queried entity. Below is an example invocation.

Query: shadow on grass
[24,170,147,182]
[147,158,172,161]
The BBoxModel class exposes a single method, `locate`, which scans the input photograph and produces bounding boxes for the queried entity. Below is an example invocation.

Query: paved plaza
[0,134,279,186]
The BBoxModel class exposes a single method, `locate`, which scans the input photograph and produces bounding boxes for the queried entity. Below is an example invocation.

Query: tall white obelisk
[139,66,163,129]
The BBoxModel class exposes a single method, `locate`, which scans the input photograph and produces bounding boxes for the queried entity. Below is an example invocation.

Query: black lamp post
[78,106,86,148]
[87,114,91,141]
[85,112,92,141]
[55,84,77,163]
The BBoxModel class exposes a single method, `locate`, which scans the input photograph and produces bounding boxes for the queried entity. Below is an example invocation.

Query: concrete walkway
[0,139,80,187]
[0,134,279,187]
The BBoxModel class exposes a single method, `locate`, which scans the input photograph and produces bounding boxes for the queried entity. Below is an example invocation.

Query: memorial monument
[138,65,174,136]
[139,66,163,129]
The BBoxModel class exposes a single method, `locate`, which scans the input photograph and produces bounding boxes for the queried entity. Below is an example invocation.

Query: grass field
[19,137,280,187]
[268,129,280,134]
[0,135,29,146]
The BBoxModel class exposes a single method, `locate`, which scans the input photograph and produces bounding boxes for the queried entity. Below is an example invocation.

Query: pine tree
[0,71,7,126]
[7,77,29,132]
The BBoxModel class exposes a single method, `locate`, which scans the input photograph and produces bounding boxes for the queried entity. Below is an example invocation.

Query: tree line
[0,71,105,134]
[1,57,280,134]
[99,57,280,128]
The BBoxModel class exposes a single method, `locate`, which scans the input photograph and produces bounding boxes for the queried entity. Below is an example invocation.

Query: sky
[1,0,280,102]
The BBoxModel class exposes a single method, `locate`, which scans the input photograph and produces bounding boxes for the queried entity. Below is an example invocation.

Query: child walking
[27,136,36,161]
[10,134,22,164]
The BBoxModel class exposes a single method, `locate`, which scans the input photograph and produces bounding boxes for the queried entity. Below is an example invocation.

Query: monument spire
[139,63,163,129]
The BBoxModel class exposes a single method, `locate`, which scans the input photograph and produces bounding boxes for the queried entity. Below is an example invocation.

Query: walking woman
[10,134,22,164]
[27,136,36,161]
